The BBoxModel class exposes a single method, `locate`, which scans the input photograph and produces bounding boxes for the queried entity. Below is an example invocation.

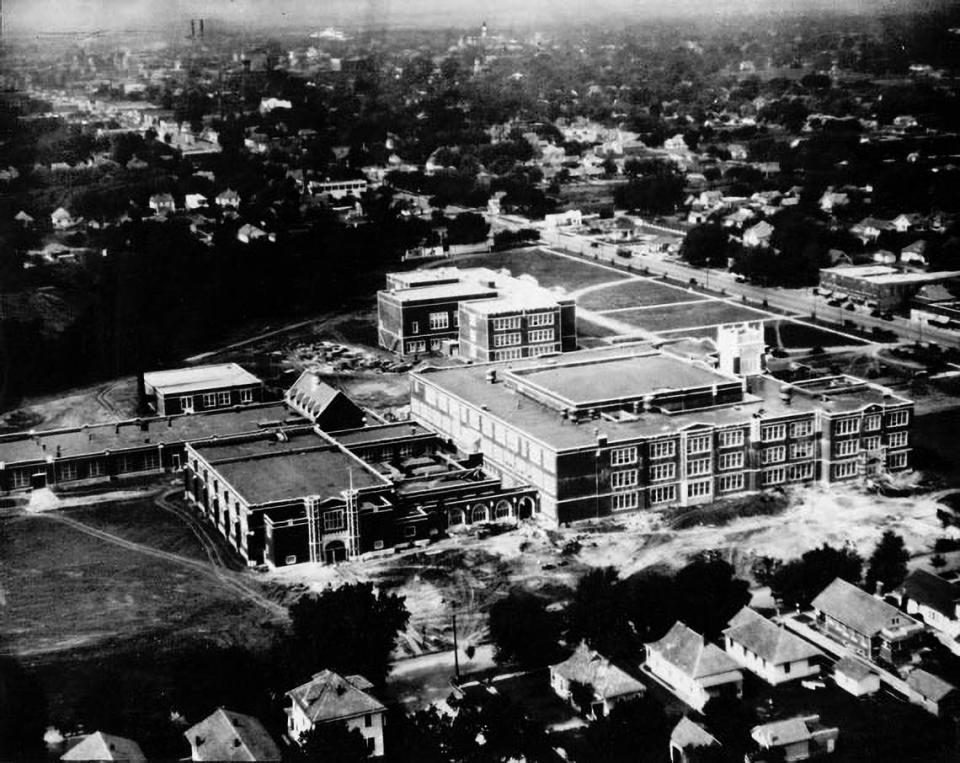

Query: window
[406,340,426,353]
[528,312,554,327]
[492,316,521,331]
[790,441,814,460]
[430,338,442,351]
[240,388,253,404]
[888,452,908,469]
[180,395,195,413]
[611,470,638,490]
[833,461,858,479]
[365,714,373,728]
[762,467,785,486]
[864,414,881,431]
[761,446,786,464]
[429,312,449,331]
[718,452,744,471]
[611,447,637,466]
[217,391,231,406]
[718,473,744,492]
[57,462,78,481]
[687,458,711,477]
[649,485,677,505]
[788,462,815,481]
[835,417,860,436]
[11,469,30,488]
[453,312,459,327]
[143,452,160,471]
[411,321,419,334]
[761,424,786,442]
[650,440,676,459]
[403,525,417,538]
[862,436,881,451]
[888,431,908,448]
[323,509,345,532]
[887,410,909,427]
[495,348,523,361]
[835,440,859,458]
[718,430,744,448]
[202,392,217,408]
[88,460,104,478]
[528,328,555,343]
[687,479,711,498]
[613,492,638,511]
[493,332,521,347]
[650,462,676,482]
[687,435,711,454]
[529,344,555,356]
[789,420,814,438]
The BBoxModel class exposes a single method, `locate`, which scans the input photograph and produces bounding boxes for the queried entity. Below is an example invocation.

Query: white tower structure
[717,321,765,377]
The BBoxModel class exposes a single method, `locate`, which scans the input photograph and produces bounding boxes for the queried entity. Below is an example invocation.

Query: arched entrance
[471,503,490,523]
[517,496,535,520]
[324,540,347,564]
[494,500,512,520]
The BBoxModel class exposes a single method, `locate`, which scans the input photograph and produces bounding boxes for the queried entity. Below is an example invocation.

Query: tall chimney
[199,18,204,38]
[190,19,195,39]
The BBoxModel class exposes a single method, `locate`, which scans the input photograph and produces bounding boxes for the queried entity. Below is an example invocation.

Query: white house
[906,668,960,717]
[549,642,645,719]
[833,656,880,697]
[544,209,583,229]
[237,223,274,244]
[50,206,76,229]
[743,220,774,248]
[216,189,241,209]
[185,193,208,211]
[644,621,743,712]
[723,607,824,685]
[819,191,849,213]
[751,715,839,761]
[286,670,386,757]
[61,732,145,762]
[184,708,281,762]
[900,240,928,266]
[149,193,176,215]
[669,717,721,763]
[896,568,960,639]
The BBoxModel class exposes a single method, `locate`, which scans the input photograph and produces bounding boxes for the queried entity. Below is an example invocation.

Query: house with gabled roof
[285,370,366,431]
[851,217,890,244]
[900,239,928,266]
[149,193,176,215]
[896,568,960,639]
[833,656,880,696]
[549,641,645,719]
[61,731,145,762]
[51,206,77,230]
[811,577,923,664]
[286,670,386,756]
[644,621,743,711]
[819,191,849,213]
[906,669,960,717]
[669,716,721,763]
[185,708,281,761]
[750,715,838,761]
[723,607,824,685]
[743,220,774,248]
[216,188,241,208]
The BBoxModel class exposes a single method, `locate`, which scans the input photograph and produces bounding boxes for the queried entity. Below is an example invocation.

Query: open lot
[446,247,631,290]
[577,278,704,310]
[602,300,772,334]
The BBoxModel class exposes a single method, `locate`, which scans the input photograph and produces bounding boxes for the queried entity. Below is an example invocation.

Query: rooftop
[834,656,876,682]
[329,421,434,447]
[287,670,385,724]
[647,621,742,680]
[906,668,956,702]
[383,282,498,304]
[724,607,824,665]
[670,717,720,750]
[61,732,145,762]
[550,642,645,700]
[461,294,561,315]
[898,569,960,620]
[184,708,281,762]
[812,578,920,637]
[143,363,261,395]
[752,715,835,748]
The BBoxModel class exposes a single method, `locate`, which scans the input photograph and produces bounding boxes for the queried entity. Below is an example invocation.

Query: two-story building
[458,295,576,362]
[286,671,385,756]
[723,607,825,685]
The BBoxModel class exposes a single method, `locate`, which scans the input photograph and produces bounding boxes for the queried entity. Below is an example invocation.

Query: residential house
[544,209,583,228]
[906,669,960,717]
[897,568,960,639]
[743,220,774,248]
[216,189,241,209]
[149,193,176,215]
[669,717,721,763]
[810,577,924,663]
[14,210,34,226]
[286,670,386,756]
[61,732,145,762]
[728,144,748,161]
[723,208,755,229]
[50,206,77,229]
[749,715,838,762]
[832,656,880,697]
[645,622,743,712]
[891,213,922,233]
[612,215,637,239]
[723,607,824,685]
[872,250,897,265]
[237,223,273,244]
[185,193,207,210]
[549,642,645,719]
[851,217,890,244]
[285,370,367,431]
[900,240,928,267]
[184,708,281,761]
[819,191,849,214]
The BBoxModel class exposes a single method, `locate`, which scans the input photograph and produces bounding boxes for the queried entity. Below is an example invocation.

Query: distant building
[543,209,583,228]
[143,363,263,416]
[185,193,207,210]
[750,715,839,761]
[308,178,368,200]
[644,621,743,711]
[237,223,273,244]
[286,670,385,756]
[61,732,145,762]
[742,220,774,248]
[549,642,645,718]
[723,607,824,685]
[185,708,281,762]
[811,577,924,663]
[896,568,960,639]
[148,193,176,215]
[216,189,241,209]
[819,264,960,311]
[285,371,367,431]
[458,295,576,362]
[906,669,960,717]
[669,717,722,763]
[50,206,77,229]
[833,656,880,697]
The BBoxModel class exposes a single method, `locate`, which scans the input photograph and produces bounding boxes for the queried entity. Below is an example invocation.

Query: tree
[673,556,751,639]
[488,590,561,668]
[566,567,636,660]
[296,722,369,763]
[866,530,909,594]
[582,696,672,763]
[288,583,410,685]
[680,224,731,268]
[770,544,863,610]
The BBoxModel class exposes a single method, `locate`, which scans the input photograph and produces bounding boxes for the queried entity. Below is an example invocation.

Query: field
[445,247,631,290]
[577,279,704,310]
[601,300,771,334]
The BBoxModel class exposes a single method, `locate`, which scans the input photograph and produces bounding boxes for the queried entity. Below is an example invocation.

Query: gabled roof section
[752,715,831,748]
[812,578,918,637]
[287,670,385,724]
[899,569,960,620]
[724,607,824,665]
[670,717,720,750]
[551,642,645,700]
[648,621,741,679]
[61,732,145,762]
[184,708,281,762]
[907,669,956,702]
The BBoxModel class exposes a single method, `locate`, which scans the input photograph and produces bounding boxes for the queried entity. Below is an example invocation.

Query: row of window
[762,462,816,485]
[410,312,458,334]
[178,389,252,411]
[493,332,521,348]
[490,313,555,331]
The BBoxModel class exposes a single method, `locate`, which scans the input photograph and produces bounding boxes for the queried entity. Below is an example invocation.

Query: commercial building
[377,267,577,358]
[409,330,913,524]
[143,363,264,416]
[819,264,960,311]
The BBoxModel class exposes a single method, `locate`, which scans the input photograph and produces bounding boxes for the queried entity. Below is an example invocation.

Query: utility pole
[451,612,460,682]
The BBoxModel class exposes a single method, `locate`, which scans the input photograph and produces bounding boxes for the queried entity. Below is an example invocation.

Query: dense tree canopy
[770,544,863,610]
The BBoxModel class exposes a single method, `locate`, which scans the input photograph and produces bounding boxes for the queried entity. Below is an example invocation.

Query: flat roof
[383,283,499,304]
[0,403,302,466]
[412,346,910,451]
[196,440,389,505]
[511,353,736,408]
[329,422,434,446]
[462,295,560,315]
[867,271,960,285]
[144,363,261,394]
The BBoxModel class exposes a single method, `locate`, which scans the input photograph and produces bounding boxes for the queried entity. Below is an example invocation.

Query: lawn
[577,317,622,339]
[607,301,772,334]
[578,279,704,311]
[448,247,630,290]
[765,320,866,350]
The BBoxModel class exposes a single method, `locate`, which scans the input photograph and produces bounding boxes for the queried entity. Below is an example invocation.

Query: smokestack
[199,18,204,38]
[191,19,195,39]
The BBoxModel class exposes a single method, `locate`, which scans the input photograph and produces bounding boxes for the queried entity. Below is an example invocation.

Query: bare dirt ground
[1,376,139,432]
